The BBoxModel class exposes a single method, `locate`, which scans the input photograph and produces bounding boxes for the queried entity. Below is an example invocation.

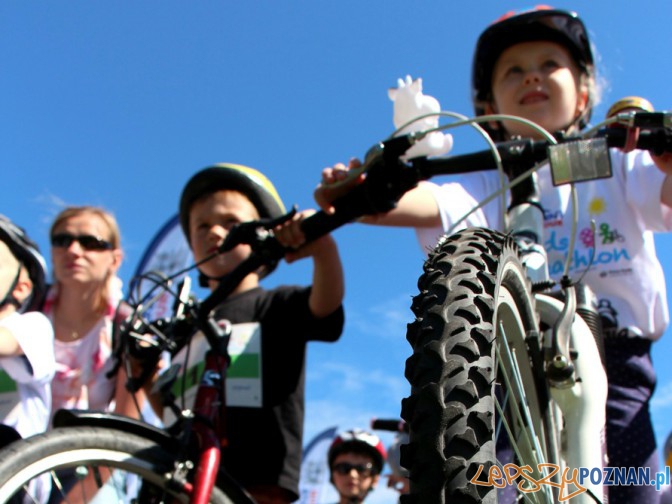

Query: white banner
[299,426,338,504]
[130,214,193,321]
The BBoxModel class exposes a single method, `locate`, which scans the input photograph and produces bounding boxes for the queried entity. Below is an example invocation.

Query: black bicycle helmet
[472,6,594,127]
[179,163,287,280]
[328,429,387,476]
[0,215,48,312]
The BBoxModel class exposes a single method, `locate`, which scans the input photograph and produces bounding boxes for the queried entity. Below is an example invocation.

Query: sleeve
[621,149,672,232]
[414,173,504,254]
[0,312,55,384]
[273,286,344,343]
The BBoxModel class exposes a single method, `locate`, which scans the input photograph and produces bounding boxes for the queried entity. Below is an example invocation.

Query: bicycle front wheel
[0,426,239,503]
[401,228,561,504]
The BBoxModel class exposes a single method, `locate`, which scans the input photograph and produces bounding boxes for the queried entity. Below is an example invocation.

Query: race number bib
[165,322,262,423]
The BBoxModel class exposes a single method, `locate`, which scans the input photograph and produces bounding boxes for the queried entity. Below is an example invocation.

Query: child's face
[486,40,588,139]
[188,190,260,281]
[331,453,379,500]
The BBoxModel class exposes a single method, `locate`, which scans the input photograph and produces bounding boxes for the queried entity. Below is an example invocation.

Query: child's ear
[12,269,33,305]
[109,249,123,274]
[483,102,501,131]
[576,87,589,116]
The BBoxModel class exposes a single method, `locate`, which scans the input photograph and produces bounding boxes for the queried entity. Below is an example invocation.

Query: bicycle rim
[401,228,561,504]
[0,426,233,504]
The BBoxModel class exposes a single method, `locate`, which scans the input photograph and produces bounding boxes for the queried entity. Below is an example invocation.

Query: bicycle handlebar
[421,126,672,179]
[371,418,408,433]
[123,111,672,367]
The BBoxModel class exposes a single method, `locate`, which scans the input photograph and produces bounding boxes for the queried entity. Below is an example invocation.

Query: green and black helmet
[179,163,287,278]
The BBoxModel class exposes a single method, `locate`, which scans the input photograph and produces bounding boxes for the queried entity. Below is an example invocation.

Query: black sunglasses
[332,462,374,476]
[51,233,114,251]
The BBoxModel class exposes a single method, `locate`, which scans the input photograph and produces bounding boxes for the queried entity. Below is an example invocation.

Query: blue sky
[4,2,672,502]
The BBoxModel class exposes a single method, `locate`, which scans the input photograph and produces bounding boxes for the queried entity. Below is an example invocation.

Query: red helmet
[472,6,594,126]
[328,429,387,475]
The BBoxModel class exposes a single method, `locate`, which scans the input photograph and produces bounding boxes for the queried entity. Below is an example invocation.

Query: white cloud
[652,381,672,410]
[345,295,414,340]
[306,361,408,406]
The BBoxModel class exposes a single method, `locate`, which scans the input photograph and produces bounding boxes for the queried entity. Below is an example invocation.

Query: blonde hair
[50,206,122,311]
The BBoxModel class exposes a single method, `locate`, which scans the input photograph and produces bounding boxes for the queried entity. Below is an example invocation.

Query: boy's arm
[274,210,345,319]
[306,234,343,319]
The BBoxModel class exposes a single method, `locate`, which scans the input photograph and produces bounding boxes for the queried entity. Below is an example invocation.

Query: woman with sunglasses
[43,206,139,422]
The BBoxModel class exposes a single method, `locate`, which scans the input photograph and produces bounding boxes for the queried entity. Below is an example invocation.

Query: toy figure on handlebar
[316,7,672,504]
[175,163,345,504]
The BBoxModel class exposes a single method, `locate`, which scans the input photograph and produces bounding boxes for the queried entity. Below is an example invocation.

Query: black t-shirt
[212,285,344,500]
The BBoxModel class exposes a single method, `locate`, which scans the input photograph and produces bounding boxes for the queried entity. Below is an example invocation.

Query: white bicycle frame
[511,193,608,503]
[537,294,607,502]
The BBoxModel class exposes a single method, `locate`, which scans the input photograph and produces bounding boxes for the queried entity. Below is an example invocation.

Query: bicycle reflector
[548,138,612,186]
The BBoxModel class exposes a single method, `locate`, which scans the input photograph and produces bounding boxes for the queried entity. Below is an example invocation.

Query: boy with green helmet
[180,163,345,503]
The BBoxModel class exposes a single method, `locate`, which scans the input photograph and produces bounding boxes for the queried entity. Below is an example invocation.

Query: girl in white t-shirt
[316,7,672,503]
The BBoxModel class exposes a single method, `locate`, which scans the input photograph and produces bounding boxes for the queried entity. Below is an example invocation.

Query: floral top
[42,277,123,419]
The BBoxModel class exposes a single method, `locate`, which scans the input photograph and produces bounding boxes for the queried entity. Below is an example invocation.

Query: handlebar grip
[300,184,378,242]
[603,128,672,156]
[370,418,408,432]
[632,112,672,129]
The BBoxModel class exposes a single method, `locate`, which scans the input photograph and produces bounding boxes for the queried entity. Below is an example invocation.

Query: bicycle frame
[536,294,607,498]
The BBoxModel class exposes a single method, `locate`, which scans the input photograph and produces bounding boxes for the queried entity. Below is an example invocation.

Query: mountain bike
[394,108,672,504]
[0,109,669,504]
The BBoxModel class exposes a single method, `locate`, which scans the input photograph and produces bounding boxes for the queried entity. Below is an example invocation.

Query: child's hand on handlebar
[274,209,337,264]
[314,158,366,214]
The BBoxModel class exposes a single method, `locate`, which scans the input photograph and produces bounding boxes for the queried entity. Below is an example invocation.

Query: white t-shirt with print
[0,311,55,438]
[416,148,672,341]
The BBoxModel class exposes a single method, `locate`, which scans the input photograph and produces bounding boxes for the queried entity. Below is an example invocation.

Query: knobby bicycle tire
[401,228,561,504]
[0,426,246,504]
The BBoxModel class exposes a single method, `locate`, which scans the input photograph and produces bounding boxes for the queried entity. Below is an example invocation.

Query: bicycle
[0,154,417,504]
[0,108,670,504]
[393,108,672,504]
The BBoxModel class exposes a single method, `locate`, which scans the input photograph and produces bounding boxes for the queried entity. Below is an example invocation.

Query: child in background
[327,429,387,504]
[317,7,672,503]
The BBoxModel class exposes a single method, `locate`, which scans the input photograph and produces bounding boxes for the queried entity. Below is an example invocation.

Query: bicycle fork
[512,196,608,502]
[538,295,608,503]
